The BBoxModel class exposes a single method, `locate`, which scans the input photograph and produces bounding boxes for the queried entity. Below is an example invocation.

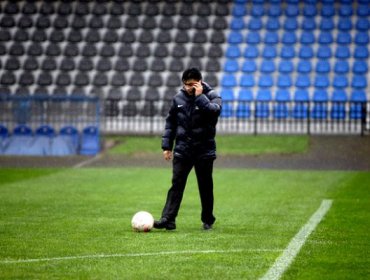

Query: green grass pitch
[0,167,369,279]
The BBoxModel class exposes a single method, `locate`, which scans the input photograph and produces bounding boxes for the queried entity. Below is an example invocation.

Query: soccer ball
[131,211,154,232]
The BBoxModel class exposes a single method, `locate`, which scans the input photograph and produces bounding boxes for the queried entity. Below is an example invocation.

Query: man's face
[183,79,201,95]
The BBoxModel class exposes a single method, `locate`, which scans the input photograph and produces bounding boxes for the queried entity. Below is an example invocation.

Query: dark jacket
[162,82,222,159]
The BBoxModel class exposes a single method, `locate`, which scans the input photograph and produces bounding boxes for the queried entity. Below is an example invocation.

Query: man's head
[182,68,202,95]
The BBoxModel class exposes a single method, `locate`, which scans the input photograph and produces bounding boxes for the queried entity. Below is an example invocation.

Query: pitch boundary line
[0,249,282,264]
[260,199,333,280]
[73,154,102,168]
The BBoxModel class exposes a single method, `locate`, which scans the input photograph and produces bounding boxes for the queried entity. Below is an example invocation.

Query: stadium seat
[80,126,100,155]
[312,89,329,119]
[240,74,255,88]
[255,89,271,118]
[331,90,347,119]
[236,88,253,119]
[292,90,309,119]
[352,61,368,75]
[274,89,291,118]
[350,90,367,119]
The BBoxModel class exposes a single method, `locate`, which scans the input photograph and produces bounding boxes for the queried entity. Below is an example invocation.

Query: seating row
[0,125,100,156]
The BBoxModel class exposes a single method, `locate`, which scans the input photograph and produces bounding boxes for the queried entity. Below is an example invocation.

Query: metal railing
[102,100,369,136]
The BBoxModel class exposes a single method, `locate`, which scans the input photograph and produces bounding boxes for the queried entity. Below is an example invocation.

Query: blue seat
[255,89,271,118]
[275,89,291,101]
[221,103,234,118]
[224,60,239,73]
[295,75,311,88]
[312,89,328,119]
[243,45,259,58]
[334,60,349,74]
[285,5,299,17]
[354,32,369,45]
[318,32,333,44]
[317,45,332,59]
[251,5,264,17]
[238,89,253,101]
[280,45,295,58]
[352,61,368,75]
[356,18,369,31]
[225,45,241,58]
[264,31,279,44]
[277,75,292,88]
[354,46,368,59]
[303,4,317,17]
[246,32,260,44]
[59,126,79,150]
[321,5,335,17]
[281,32,297,44]
[335,46,351,59]
[299,46,314,59]
[13,125,33,136]
[337,17,352,31]
[351,75,367,89]
[220,88,235,101]
[267,4,282,17]
[331,90,347,119]
[301,18,316,30]
[292,89,309,119]
[278,60,294,73]
[274,102,289,119]
[300,31,315,44]
[232,4,247,17]
[241,60,257,73]
[36,125,55,137]
[283,18,298,30]
[221,74,237,87]
[80,126,100,155]
[258,75,273,88]
[262,45,277,58]
[248,17,263,30]
[265,17,280,30]
[314,75,330,88]
[230,17,245,30]
[315,60,331,74]
[0,125,9,154]
[297,60,312,73]
[227,31,243,44]
[320,18,334,31]
[339,4,353,17]
[332,75,348,89]
[260,60,275,73]
[239,74,255,87]
[356,4,369,17]
[350,90,367,119]
[336,32,352,44]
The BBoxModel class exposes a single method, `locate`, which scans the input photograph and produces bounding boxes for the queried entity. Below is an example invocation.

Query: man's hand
[163,150,172,161]
[193,82,203,96]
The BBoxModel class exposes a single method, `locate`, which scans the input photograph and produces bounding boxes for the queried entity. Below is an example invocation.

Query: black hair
[182,68,202,82]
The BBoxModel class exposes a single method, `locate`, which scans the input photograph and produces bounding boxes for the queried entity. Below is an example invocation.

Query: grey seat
[111,73,126,87]
[17,16,33,29]
[120,30,136,43]
[188,59,203,70]
[27,43,43,56]
[89,16,104,28]
[0,72,16,86]
[154,44,169,58]
[125,17,139,29]
[37,72,53,86]
[166,73,181,87]
[71,16,86,29]
[150,58,166,72]
[41,58,57,71]
[56,72,72,87]
[172,45,187,58]
[175,31,190,44]
[32,29,47,42]
[82,44,97,57]
[78,58,94,72]
[114,58,130,71]
[67,29,83,43]
[23,57,39,71]
[74,72,90,87]
[159,17,174,30]
[132,59,148,72]
[190,44,205,58]
[192,31,208,43]
[103,30,119,43]
[53,16,69,29]
[100,44,115,57]
[141,17,157,29]
[45,43,61,56]
[49,30,65,43]
[169,58,184,72]
[0,16,15,28]
[5,57,21,71]
[19,72,35,86]
[22,2,37,14]
[92,72,108,87]
[35,15,51,28]
[161,3,177,16]
[138,30,154,44]
[126,87,142,101]
[156,30,172,43]
[9,43,25,56]
[147,73,163,87]
[60,58,76,71]
[129,73,145,86]
[118,44,133,57]
[194,18,210,30]
[177,17,192,30]
[64,43,79,57]
[106,16,122,29]
[96,58,112,72]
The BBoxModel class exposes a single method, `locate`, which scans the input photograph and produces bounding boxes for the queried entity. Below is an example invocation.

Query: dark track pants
[161,157,216,225]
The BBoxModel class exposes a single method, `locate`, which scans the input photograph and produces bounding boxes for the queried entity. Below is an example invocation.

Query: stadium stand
[0,0,369,138]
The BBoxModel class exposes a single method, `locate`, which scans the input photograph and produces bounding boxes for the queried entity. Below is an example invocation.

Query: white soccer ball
[131,211,154,232]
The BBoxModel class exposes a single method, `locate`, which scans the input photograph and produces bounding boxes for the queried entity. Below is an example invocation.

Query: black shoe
[203,223,213,230]
[153,218,176,230]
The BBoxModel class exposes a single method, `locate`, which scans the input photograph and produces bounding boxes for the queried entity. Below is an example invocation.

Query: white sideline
[260,199,333,280]
[0,249,282,264]
[73,154,102,168]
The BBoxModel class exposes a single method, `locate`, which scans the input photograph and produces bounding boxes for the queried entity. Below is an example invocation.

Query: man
[154,68,222,231]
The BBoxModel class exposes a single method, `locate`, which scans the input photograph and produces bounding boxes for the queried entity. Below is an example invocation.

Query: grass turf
[0,168,369,279]
[106,135,309,156]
